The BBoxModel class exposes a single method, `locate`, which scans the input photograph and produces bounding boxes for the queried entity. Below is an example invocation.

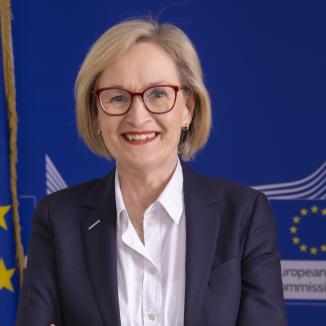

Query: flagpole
[0,0,25,284]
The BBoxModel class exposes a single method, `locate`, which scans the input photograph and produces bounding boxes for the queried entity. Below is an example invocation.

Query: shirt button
[147,220,156,226]
[149,266,157,274]
[148,312,156,321]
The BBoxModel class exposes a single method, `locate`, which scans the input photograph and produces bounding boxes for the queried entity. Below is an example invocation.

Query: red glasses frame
[93,84,182,116]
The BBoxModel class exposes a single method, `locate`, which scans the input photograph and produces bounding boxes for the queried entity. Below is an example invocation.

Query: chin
[120,154,165,171]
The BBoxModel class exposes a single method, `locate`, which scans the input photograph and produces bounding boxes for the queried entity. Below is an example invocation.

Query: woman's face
[96,42,193,173]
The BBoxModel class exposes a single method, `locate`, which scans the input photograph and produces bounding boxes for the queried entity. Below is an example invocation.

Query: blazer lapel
[80,170,121,326]
[182,163,222,326]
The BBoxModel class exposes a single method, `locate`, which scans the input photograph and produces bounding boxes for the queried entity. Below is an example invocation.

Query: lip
[121,130,160,145]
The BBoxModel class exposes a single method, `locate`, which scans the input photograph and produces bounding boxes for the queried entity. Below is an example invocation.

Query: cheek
[175,96,190,121]
[162,115,183,142]
[172,106,188,128]
[97,109,105,129]
[98,111,119,133]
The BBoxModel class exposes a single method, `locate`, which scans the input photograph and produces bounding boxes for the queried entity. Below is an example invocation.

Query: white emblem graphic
[45,154,67,194]
[252,161,326,200]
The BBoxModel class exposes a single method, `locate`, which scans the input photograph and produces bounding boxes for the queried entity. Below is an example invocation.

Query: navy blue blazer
[16,163,287,326]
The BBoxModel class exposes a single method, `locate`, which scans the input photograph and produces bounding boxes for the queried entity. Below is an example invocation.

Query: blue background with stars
[273,202,326,259]
[7,0,326,325]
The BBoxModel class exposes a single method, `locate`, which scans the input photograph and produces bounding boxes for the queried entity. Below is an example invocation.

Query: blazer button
[148,312,156,321]
[149,266,157,274]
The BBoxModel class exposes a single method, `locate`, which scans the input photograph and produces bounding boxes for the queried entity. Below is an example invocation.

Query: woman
[16,18,286,326]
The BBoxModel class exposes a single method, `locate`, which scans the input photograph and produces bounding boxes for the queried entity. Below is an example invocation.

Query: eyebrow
[100,80,174,90]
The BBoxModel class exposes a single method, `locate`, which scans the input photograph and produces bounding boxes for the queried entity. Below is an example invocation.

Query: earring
[182,125,189,132]
[97,128,101,136]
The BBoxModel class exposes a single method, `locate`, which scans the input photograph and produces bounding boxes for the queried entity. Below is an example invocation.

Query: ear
[183,92,195,125]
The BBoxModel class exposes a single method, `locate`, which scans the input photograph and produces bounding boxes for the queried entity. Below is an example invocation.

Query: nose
[125,94,152,125]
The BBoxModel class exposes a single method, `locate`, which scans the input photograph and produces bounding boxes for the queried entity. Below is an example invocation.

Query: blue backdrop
[9,0,326,325]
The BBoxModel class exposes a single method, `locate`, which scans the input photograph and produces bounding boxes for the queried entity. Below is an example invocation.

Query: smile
[122,131,160,144]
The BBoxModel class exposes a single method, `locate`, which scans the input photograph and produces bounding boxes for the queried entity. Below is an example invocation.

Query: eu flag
[0,1,24,324]
[0,52,19,324]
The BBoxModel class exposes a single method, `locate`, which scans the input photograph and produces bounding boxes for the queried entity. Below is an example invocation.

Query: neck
[116,157,178,210]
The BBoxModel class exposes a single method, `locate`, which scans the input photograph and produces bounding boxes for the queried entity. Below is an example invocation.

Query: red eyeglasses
[93,84,183,116]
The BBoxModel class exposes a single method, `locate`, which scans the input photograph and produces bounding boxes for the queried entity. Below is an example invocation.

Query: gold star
[300,244,307,252]
[310,247,318,255]
[292,237,300,244]
[0,258,15,292]
[322,208,326,216]
[320,244,326,252]
[290,226,298,234]
[300,208,308,216]
[311,205,319,213]
[0,206,11,231]
[292,216,300,224]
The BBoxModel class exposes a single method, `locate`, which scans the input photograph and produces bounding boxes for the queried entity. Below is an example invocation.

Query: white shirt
[115,160,186,326]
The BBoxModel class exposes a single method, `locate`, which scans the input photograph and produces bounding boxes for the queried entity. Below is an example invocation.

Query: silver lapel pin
[88,218,102,230]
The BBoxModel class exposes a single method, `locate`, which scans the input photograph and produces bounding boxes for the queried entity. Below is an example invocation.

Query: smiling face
[96,42,193,173]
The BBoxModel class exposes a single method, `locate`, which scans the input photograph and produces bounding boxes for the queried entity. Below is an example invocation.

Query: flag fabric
[0,1,24,324]
[0,52,19,325]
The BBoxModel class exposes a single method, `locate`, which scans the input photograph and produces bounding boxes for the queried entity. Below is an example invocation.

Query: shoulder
[182,162,263,206]
[199,174,258,198]
[35,169,115,216]
[181,162,272,232]
[182,163,277,247]
[40,178,100,207]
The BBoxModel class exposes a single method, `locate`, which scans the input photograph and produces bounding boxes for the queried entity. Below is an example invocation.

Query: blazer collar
[80,163,222,326]
[182,162,222,325]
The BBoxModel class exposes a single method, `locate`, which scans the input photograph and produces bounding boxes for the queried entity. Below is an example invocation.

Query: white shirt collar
[115,159,184,230]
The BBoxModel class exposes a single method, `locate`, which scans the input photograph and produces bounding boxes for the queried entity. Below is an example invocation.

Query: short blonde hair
[75,18,212,161]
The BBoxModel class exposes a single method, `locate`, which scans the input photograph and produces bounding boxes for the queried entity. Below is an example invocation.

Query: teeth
[125,132,156,141]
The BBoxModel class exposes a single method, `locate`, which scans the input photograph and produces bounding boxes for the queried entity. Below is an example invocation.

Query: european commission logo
[253,161,326,301]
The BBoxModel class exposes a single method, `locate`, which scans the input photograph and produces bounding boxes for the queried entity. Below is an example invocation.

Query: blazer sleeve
[237,192,287,326]
[16,197,64,326]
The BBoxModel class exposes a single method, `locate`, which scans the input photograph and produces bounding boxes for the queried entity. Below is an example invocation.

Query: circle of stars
[290,205,326,255]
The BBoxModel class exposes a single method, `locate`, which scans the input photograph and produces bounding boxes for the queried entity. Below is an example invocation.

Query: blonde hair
[75,18,212,161]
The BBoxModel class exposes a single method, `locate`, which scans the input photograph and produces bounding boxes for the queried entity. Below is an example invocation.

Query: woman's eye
[151,90,167,98]
[110,95,127,103]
